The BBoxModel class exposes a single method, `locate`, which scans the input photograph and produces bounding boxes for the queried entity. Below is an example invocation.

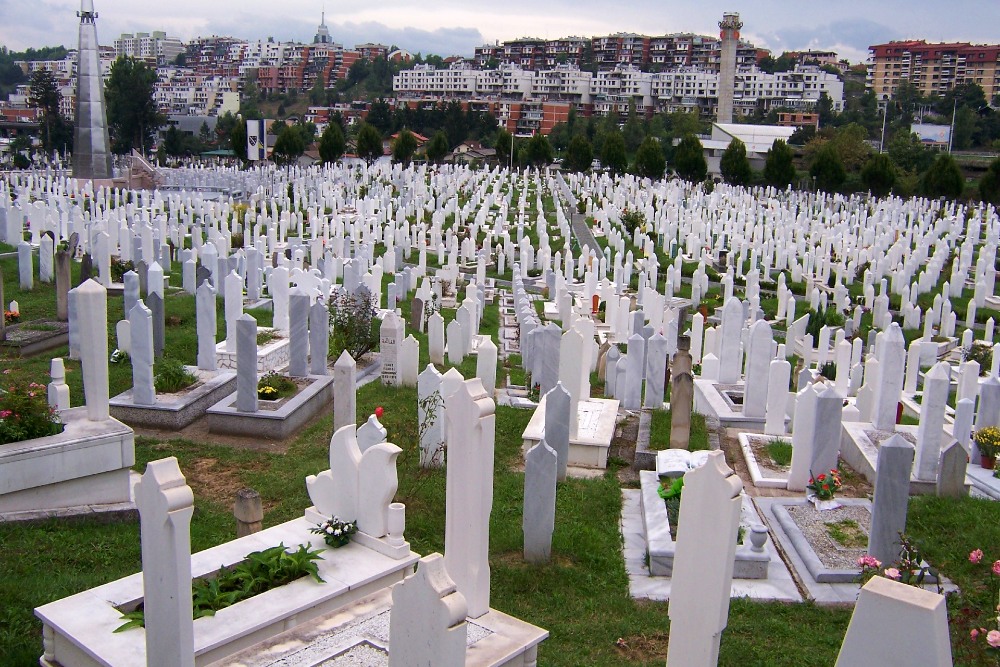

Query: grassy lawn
[647,410,709,451]
[2,254,1000,666]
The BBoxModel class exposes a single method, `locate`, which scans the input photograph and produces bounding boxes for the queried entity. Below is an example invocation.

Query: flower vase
[981,454,996,470]
[808,494,840,511]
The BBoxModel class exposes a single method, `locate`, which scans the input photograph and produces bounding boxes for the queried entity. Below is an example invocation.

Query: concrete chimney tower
[73,0,113,181]
[717,12,742,125]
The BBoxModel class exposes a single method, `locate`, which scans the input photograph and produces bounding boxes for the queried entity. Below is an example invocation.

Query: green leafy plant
[154,357,198,393]
[963,343,993,377]
[620,207,646,236]
[309,516,358,548]
[0,370,64,444]
[657,476,684,500]
[257,371,296,400]
[115,543,324,631]
[327,286,378,360]
[110,256,134,283]
[826,519,867,548]
[767,438,793,467]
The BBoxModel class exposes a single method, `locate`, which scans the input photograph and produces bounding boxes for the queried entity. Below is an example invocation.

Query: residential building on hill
[867,40,1000,101]
[114,31,184,65]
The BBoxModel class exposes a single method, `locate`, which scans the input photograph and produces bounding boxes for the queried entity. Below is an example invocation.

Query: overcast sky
[2,0,998,64]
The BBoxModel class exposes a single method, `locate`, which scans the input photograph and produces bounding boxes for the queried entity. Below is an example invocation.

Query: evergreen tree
[425,130,449,164]
[719,138,752,186]
[355,122,384,165]
[28,68,62,153]
[524,132,553,167]
[763,139,796,188]
[672,133,707,182]
[601,129,628,176]
[309,71,326,106]
[921,153,965,199]
[809,143,846,192]
[391,128,418,165]
[494,128,513,168]
[104,56,163,154]
[230,116,248,163]
[633,136,665,180]
[564,134,593,173]
[270,124,306,165]
[318,121,345,164]
[860,153,897,197]
[978,157,1000,206]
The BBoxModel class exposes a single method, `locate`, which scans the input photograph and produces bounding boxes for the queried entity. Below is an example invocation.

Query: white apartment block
[394,63,844,118]
[153,68,239,116]
[114,31,184,65]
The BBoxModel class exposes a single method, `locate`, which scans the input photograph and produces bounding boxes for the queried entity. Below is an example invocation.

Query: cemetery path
[556,173,603,260]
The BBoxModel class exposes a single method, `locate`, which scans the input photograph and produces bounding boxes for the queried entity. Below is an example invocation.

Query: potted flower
[806,468,842,510]
[974,426,1000,470]
[309,516,358,548]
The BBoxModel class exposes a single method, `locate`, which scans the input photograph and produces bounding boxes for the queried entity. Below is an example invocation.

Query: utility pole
[947,97,957,154]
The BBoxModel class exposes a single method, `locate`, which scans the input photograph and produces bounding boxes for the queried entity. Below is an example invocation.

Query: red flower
[375,406,384,419]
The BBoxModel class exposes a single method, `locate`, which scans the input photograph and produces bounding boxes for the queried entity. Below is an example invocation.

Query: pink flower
[884,568,901,580]
[1,369,8,375]
[857,555,881,569]
[988,630,1000,648]
[971,629,980,640]
[993,560,1000,576]
[970,549,984,564]
[0,410,10,418]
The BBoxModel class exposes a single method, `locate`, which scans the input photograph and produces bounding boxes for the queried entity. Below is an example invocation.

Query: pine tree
[673,134,707,182]
[720,138,752,186]
[633,137,666,180]
[763,139,796,188]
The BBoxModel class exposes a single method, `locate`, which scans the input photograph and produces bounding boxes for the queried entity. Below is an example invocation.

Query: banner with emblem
[246,119,266,161]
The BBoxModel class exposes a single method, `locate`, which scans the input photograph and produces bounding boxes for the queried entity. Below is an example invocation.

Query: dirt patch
[612,631,669,663]
[494,550,578,569]
[146,449,275,511]
[612,412,640,485]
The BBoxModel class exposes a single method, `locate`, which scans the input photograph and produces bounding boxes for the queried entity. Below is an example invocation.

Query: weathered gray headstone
[544,382,571,481]
[55,250,71,321]
[936,441,968,498]
[195,282,217,371]
[333,350,356,432]
[288,290,310,377]
[670,336,694,449]
[309,301,329,375]
[123,270,139,317]
[147,291,165,359]
[235,314,259,413]
[129,301,156,406]
[523,439,558,564]
[867,434,915,565]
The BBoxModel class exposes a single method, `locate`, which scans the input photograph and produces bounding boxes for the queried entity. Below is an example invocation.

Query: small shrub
[963,343,993,376]
[230,232,244,249]
[819,361,837,381]
[154,358,197,393]
[0,371,64,444]
[328,287,378,360]
[767,438,793,467]
[257,330,280,346]
[257,371,296,400]
[621,207,645,235]
[110,256,134,283]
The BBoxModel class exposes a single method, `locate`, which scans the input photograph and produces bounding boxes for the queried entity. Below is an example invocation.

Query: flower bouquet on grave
[806,468,842,510]
[310,516,358,548]
[4,309,19,325]
[973,426,1000,470]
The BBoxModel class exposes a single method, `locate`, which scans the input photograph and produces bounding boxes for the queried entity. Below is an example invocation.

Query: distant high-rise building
[716,12,742,124]
[867,40,1000,101]
[314,11,331,44]
[73,0,113,181]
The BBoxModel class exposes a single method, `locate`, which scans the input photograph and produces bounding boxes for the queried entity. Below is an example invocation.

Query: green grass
[825,519,867,549]
[647,410,708,451]
[766,438,793,467]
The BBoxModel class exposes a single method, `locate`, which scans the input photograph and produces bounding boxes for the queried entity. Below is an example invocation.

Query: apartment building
[114,31,184,65]
[394,62,843,128]
[868,40,1000,101]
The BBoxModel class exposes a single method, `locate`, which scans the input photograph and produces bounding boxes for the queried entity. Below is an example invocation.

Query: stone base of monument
[34,516,419,667]
[212,586,548,667]
[966,461,1000,500]
[840,421,970,495]
[638,471,770,579]
[694,379,772,430]
[0,319,70,357]
[206,374,334,439]
[738,432,791,489]
[521,396,620,468]
[0,407,135,516]
[215,327,289,373]
[109,368,237,430]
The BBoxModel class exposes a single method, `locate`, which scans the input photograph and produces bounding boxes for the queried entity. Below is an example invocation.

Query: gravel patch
[865,429,917,447]
[785,504,871,570]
